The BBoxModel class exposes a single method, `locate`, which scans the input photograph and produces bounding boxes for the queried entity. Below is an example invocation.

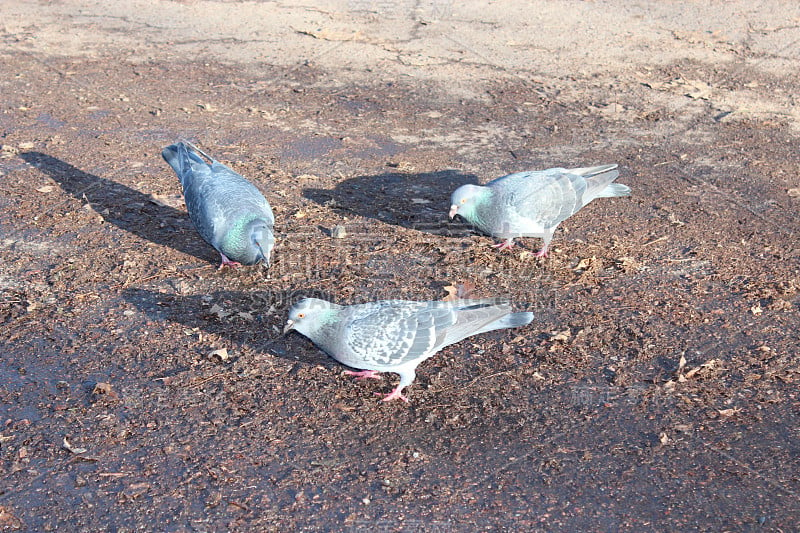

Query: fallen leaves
[148,193,185,209]
[330,225,347,239]
[642,77,714,100]
[0,506,24,529]
[613,256,639,273]
[574,256,598,272]
[92,382,119,400]
[208,347,230,363]
[442,281,476,301]
[63,436,88,455]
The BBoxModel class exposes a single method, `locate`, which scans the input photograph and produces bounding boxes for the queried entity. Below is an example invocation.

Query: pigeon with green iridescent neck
[284,297,533,402]
[162,141,274,268]
[449,165,629,256]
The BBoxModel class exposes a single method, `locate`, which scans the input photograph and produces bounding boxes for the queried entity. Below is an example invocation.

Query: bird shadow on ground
[303,170,480,237]
[20,151,214,263]
[122,287,336,366]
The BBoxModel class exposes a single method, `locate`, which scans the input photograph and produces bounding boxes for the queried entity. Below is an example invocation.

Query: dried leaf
[330,225,347,239]
[456,281,476,299]
[668,213,685,226]
[684,359,722,379]
[550,329,571,342]
[442,285,459,301]
[92,382,114,395]
[0,505,24,528]
[63,436,88,455]
[718,407,741,417]
[209,348,230,363]
[148,193,185,209]
[574,256,600,273]
[36,185,54,193]
[615,256,639,273]
[209,304,229,319]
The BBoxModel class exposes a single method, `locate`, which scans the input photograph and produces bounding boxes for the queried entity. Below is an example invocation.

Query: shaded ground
[1,1,800,531]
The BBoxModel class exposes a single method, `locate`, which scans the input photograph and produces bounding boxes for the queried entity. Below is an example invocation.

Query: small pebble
[331,225,347,239]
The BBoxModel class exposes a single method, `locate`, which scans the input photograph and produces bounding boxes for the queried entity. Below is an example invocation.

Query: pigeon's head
[284,298,338,335]
[249,220,275,267]
[230,218,274,267]
[449,184,487,221]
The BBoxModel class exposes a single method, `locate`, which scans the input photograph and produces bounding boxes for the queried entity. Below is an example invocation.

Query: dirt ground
[1,1,799,531]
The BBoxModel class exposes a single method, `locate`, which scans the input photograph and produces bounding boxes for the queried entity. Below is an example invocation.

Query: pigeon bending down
[284,298,534,402]
[162,141,274,268]
[449,165,630,257]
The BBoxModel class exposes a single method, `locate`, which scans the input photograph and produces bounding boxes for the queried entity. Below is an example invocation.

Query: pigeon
[162,141,274,268]
[449,165,630,256]
[284,297,533,402]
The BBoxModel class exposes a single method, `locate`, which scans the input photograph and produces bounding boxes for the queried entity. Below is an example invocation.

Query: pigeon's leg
[491,239,515,251]
[378,370,415,403]
[533,245,549,258]
[380,386,409,403]
[533,231,554,257]
[344,369,382,381]
[218,253,242,269]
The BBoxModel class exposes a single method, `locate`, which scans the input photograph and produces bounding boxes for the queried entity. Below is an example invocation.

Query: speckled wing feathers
[337,299,515,369]
[494,171,585,231]
[342,302,453,367]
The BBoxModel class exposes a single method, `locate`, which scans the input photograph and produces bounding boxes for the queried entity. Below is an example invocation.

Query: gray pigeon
[284,297,533,402]
[449,165,630,257]
[162,141,274,268]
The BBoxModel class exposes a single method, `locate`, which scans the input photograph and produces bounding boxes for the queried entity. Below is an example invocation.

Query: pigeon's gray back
[334,299,519,371]
[167,149,272,249]
[489,170,588,231]
[334,301,453,369]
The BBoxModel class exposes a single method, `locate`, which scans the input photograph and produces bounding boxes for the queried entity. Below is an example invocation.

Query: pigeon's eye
[297,313,305,319]
[460,198,466,204]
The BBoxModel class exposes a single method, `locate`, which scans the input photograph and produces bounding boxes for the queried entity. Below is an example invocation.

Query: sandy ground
[1,1,799,531]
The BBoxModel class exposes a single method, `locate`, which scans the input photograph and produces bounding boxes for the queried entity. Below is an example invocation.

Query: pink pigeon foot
[218,253,242,269]
[533,247,549,258]
[378,386,409,403]
[491,239,515,251]
[344,369,382,381]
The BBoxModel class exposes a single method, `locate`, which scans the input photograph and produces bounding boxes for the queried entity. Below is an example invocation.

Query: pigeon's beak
[283,320,295,334]
[256,242,271,267]
[448,205,458,219]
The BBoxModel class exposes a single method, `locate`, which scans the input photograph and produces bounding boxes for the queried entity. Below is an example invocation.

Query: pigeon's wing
[491,170,587,229]
[434,299,513,348]
[342,301,457,368]
[210,162,274,225]
[185,164,273,248]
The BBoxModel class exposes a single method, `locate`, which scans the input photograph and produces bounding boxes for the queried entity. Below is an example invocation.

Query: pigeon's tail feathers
[162,141,210,182]
[596,182,631,198]
[476,311,534,334]
[162,141,217,181]
[179,140,216,164]
[451,297,510,310]
[578,165,624,202]
[571,164,618,178]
